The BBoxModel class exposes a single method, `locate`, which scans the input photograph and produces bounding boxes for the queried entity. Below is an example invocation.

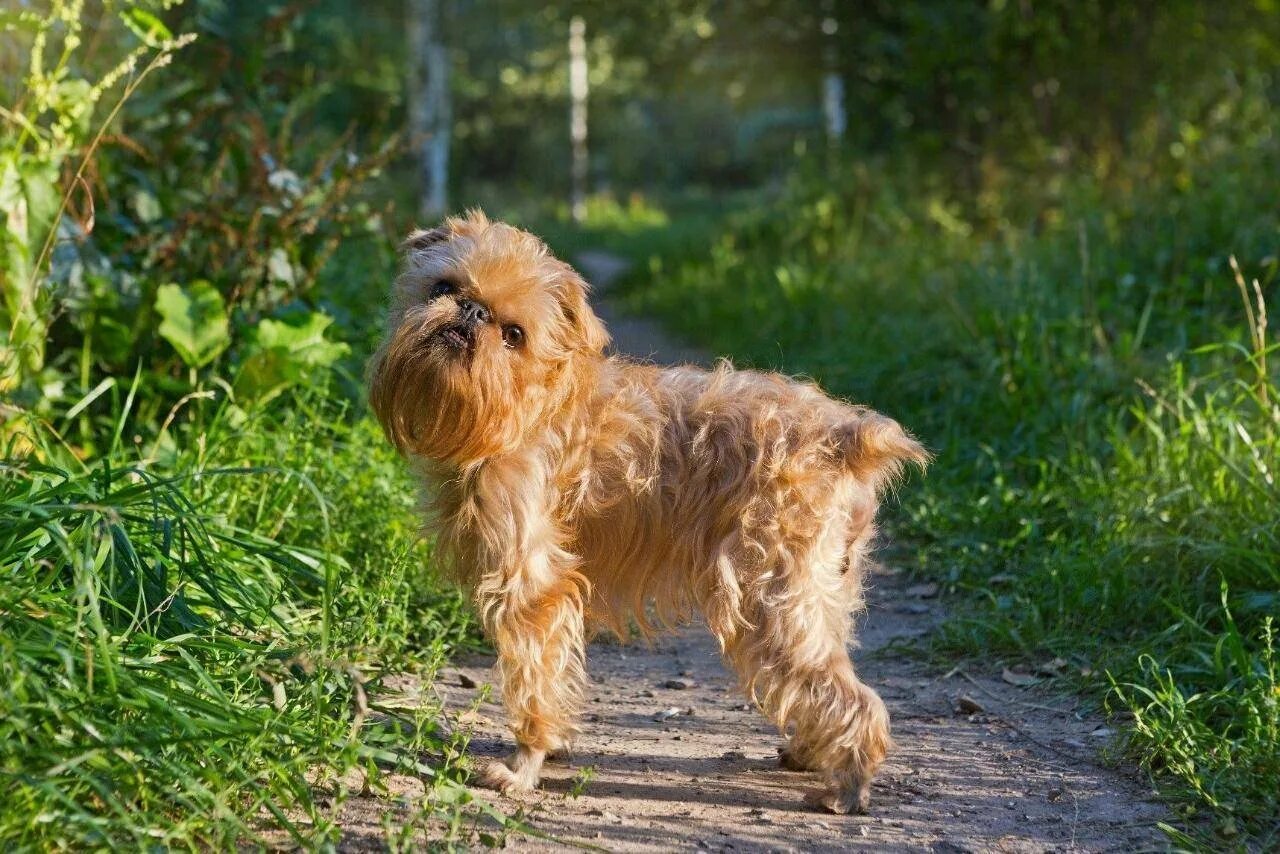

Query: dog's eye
[428,280,456,300]
[502,324,524,348]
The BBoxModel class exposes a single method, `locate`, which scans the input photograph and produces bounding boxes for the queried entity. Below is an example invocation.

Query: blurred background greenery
[2,0,1278,848]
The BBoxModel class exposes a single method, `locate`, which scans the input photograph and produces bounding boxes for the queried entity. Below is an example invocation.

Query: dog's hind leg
[792,653,890,814]
[718,552,890,814]
[733,620,890,812]
[778,742,818,771]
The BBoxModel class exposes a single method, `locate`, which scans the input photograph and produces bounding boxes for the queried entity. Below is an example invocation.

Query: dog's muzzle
[438,324,471,350]
[435,298,491,352]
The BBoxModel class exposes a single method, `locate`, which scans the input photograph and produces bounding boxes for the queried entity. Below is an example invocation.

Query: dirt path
[347,250,1170,851]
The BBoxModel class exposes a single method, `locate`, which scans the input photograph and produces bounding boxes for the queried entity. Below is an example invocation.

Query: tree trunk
[408,0,451,221]
[821,1,846,150]
[569,15,588,224]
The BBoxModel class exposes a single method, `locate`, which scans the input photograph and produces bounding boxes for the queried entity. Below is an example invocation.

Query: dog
[368,210,927,814]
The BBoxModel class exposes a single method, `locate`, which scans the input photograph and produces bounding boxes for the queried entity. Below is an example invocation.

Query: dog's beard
[370,307,528,463]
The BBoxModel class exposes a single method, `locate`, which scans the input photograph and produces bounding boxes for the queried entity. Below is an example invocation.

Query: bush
[1,4,488,844]
[630,140,1280,842]
[0,382,484,848]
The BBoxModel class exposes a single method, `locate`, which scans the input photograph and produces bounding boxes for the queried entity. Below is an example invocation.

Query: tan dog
[369,211,927,814]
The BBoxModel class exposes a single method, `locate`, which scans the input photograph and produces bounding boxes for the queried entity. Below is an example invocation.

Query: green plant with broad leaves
[153,280,229,368]
[236,312,352,405]
[1,0,192,393]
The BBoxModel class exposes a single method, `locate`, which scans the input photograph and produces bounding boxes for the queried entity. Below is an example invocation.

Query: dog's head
[369,210,609,464]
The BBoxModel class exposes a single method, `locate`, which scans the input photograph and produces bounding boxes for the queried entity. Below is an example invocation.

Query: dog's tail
[833,412,930,492]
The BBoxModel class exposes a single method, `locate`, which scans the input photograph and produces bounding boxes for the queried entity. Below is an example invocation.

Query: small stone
[722,749,746,761]
[665,677,697,690]
[1047,787,1064,802]
[905,582,940,598]
[639,689,656,698]
[1001,667,1039,687]
[859,826,869,837]
[1089,726,1115,738]
[955,694,985,714]
[653,706,693,722]
[457,672,477,689]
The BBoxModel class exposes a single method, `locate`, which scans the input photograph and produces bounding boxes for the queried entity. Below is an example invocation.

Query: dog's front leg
[475,555,587,795]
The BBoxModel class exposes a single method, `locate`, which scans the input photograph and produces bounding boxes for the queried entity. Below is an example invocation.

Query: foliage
[155,280,229,368]
[1,0,192,391]
[0,383,490,848]
[236,312,351,405]
[5,0,1280,846]
[629,137,1280,843]
[451,0,1280,202]
[1,2,487,846]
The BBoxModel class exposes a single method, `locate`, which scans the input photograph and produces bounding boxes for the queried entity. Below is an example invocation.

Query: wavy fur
[368,211,928,812]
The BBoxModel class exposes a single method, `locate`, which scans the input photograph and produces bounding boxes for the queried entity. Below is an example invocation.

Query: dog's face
[369,211,609,464]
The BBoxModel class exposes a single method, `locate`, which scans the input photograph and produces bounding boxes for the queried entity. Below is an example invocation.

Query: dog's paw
[804,783,871,815]
[476,760,534,795]
[546,746,574,763]
[778,747,813,772]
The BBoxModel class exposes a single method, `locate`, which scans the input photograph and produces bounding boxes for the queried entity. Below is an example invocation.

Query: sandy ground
[336,250,1170,851]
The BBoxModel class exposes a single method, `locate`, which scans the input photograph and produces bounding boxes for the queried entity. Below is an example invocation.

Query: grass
[625,148,1280,845]
[1,8,511,837]
[528,189,762,269]
[0,380,503,848]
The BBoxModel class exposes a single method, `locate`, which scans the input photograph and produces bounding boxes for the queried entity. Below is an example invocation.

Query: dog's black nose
[457,298,491,325]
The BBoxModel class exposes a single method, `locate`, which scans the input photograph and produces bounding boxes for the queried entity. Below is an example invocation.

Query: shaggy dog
[368,211,927,814]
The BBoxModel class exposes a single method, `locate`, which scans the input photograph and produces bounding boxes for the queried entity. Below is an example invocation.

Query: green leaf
[120,8,173,46]
[235,312,350,403]
[0,9,43,33]
[0,153,61,387]
[155,282,229,369]
[131,188,162,224]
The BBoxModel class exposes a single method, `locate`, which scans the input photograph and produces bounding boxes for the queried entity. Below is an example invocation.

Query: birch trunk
[821,3,846,148]
[569,16,588,224]
[408,0,451,220]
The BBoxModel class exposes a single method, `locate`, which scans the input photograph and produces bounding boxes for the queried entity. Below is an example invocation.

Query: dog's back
[570,358,926,641]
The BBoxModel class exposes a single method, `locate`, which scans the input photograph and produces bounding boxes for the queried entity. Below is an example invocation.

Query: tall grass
[0,383,484,848]
[1,2,505,846]
[629,146,1280,843]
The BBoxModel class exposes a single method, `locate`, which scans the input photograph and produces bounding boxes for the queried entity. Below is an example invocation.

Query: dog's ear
[401,225,452,255]
[555,263,610,355]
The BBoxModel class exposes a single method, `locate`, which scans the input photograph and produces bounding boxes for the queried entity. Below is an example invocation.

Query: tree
[408,0,451,220]
[568,15,588,222]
